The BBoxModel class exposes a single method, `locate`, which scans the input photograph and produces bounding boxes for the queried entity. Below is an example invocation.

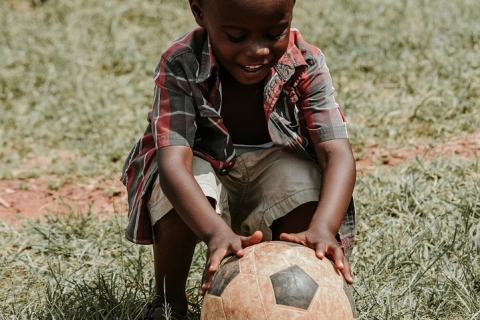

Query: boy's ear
[189,0,205,27]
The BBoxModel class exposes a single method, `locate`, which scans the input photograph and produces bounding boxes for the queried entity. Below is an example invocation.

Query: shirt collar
[273,33,309,81]
[196,30,218,83]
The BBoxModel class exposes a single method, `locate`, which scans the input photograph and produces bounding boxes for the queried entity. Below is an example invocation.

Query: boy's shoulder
[155,27,211,82]
[160,27,207,63]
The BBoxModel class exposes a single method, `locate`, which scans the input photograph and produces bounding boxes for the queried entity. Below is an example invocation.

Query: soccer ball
[201,241,355,320]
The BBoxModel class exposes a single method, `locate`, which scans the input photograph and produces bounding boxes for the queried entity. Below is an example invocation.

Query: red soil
[0,132,478,227]
[0,177,127,227]
[355,132,479,171]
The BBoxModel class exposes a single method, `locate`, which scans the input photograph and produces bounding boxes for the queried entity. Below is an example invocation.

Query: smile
[241,64,266,73]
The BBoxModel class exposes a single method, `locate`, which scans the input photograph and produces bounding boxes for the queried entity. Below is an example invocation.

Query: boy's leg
[229,147,354,254]
[223,147,323,240]
[147,156,221,317]
[152,209,198,317]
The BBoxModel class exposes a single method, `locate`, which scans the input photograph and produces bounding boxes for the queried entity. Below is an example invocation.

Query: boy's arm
[279,138,355,284]
[156,146,262,292]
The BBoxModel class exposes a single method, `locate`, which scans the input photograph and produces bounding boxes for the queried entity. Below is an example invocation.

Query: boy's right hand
[202,229,263,294]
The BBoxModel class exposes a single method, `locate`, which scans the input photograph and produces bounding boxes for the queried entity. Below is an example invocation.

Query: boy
[121,0,356,318]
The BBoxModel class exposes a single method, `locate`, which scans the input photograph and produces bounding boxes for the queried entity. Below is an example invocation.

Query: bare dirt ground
[355,132,479,170]
[0,177,128,227]
[0,132,478,227]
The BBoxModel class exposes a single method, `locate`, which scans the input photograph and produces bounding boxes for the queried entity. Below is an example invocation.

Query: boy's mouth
[241,64,266,73]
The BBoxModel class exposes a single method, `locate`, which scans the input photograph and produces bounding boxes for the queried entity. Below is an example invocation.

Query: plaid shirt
[121,28,355,253]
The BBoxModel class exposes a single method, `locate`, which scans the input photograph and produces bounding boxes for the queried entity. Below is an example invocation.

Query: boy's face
[190,0,295,85]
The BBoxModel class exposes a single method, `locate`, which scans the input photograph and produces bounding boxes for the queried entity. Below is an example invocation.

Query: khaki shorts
[147,147,322,241]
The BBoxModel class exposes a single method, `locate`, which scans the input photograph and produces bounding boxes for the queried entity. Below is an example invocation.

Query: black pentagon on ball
[208,256,240,296]
[270,265,318,310]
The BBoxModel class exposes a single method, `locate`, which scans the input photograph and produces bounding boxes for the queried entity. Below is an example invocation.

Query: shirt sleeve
[297,52,348,144]
[151,57,197,150]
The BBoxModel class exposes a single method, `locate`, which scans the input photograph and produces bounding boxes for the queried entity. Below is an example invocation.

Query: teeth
[243,65,263,72]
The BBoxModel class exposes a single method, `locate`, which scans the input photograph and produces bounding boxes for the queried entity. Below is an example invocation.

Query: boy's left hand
[279,228,353,284]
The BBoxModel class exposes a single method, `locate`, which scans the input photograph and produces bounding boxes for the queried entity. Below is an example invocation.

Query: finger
[315,242,326,259]
[230,242,245,258]
[331,245,345,270]
[341,255,354,284]
[202,248,227,292]
[208,248,227,273]
[201,264,211,294]
[202,272,213,293]
[240,230,263,248]
[279,233,306,246]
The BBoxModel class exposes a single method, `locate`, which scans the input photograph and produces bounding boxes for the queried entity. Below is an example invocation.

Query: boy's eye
[268,29,289,41]
[226,33,246,43]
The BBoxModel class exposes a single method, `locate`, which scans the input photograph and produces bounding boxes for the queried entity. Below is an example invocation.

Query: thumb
[240,230,263,248]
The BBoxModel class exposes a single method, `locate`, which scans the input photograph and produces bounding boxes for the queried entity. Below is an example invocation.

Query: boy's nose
[246,43,270,60]
[255,47,270,56]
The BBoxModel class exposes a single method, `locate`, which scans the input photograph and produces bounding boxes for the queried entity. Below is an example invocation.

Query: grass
[354,158,479,319]
[1,158,478,319]
[1,0,479,319]
[0,212,205,319]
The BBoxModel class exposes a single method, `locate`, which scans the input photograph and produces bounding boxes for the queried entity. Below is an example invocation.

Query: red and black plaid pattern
[121,28,354,249]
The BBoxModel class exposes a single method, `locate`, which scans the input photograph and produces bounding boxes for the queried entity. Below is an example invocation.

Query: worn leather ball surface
[201,241,355,320]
